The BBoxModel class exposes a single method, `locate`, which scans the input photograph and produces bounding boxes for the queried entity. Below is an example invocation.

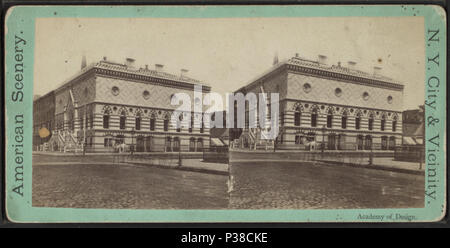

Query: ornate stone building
[233,54,404,151]
[44,57,211,153]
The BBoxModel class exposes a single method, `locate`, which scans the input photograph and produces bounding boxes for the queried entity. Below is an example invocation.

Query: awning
[413,138,424,145]
[403,137,417,145]
[222,139,229,146]
[211,138,225,146]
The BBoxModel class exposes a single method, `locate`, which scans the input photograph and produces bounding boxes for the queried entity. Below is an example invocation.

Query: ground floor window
[166,137,172,152]
[173,137,180,152]
[381,136,388,150]
[189,138,196,152]
[145,136,153,152]
[327,133,336,150]
[197,138,203,152]
[337,134,346,150]
[364,135,372,150]
[104,138,113,147]
[357,135,364,150]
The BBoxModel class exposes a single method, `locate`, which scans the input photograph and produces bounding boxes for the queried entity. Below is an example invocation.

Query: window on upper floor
[368,114,374,131]
[341,112,347,129]
[294,107,301,126]
[120,111,126,130]
[311,108,318,127]
[326,109,333,128]
[381,115,386,131]
[150,114,156,131]
[103,113,110,129]
[135,114,141,131]
[355,114,361,130]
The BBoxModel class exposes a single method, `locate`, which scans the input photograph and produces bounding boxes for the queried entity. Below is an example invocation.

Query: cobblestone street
[32,155,228,209]
[33,154,424,210]
[229,161,424,209]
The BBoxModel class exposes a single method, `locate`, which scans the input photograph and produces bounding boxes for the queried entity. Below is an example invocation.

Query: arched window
[355,113,361,130]
[119,111,126,130]
[392,116,397,132]
[341,111,347,129]
[103,109,110,129]
[294,106,301,126]
[135,113,141,130]
[368,114,374,130]
[381,115,386,131]
[164,114,169,131]
[326,109,333,128]
[311,108,318,127]
[150,114,156,131]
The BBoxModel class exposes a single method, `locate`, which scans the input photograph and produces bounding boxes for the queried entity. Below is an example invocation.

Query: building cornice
[54,61,211,94]
[235,57,404,93]
[285,63,404,91]
[94,67,211,92]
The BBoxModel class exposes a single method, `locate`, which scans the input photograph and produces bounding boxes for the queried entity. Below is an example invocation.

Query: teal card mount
[4,5,446,223]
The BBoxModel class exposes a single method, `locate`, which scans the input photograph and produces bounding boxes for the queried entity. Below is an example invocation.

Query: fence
[394,146,425,162]
[114,152,204,167]
[229,149,394,166]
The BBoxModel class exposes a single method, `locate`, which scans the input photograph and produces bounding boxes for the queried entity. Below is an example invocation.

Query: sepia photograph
[30,15,427,212]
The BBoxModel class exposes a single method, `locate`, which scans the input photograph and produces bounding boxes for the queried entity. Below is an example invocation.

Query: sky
[34,17,424,110]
